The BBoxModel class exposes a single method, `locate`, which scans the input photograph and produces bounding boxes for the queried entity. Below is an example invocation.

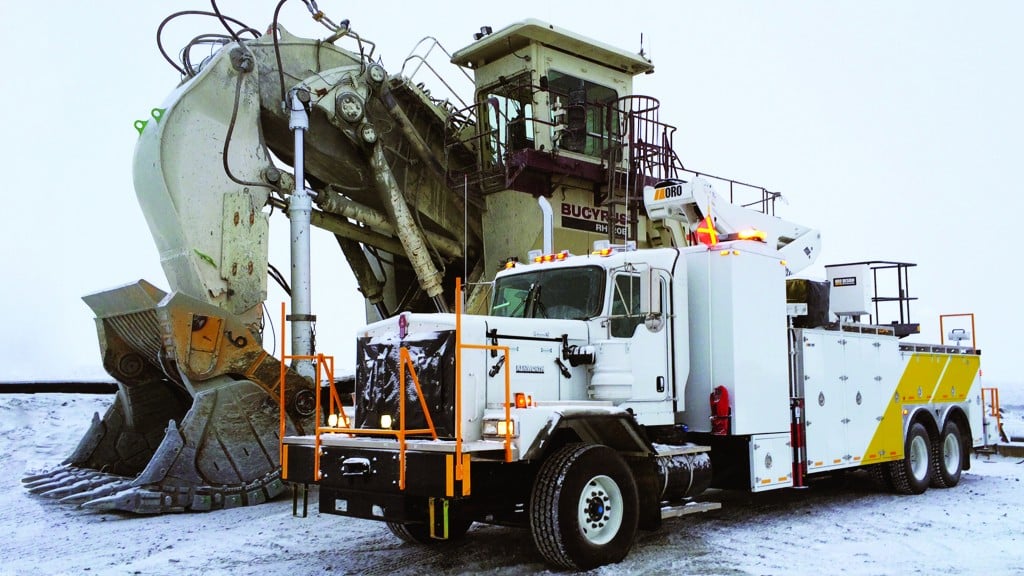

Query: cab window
[546,71,618,157]
[478,72,534,167]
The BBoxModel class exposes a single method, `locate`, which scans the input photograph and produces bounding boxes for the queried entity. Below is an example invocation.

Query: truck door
[609,270,673,418]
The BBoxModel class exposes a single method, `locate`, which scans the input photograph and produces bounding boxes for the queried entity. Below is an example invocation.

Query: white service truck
[283,178,995,570]
[23,5,991,567]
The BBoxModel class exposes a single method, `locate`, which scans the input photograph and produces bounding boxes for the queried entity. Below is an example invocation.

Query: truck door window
[610,274,643,337]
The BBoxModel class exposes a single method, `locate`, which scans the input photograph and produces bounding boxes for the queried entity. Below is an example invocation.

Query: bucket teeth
[40,471,123,500]
[26,378,302,513]
[21,464,71,484]
[23,467,77,490]
[27,469,90,494]
[82,487,165,514]
[40,479,93,499]
[59,478,130,505]
[29,285,317,515]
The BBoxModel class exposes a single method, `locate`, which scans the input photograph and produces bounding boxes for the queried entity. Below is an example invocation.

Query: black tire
[887,422,932,495]
[930,420,963,488]
[529,443,639,570]
[386,514,472,545]
[866,463,895,491]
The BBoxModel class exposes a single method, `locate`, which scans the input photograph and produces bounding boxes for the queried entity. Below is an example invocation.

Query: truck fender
[521,411,654,462]
[904,405,939,445]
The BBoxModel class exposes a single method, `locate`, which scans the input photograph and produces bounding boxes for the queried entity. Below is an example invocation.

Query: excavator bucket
[23,280,316,513]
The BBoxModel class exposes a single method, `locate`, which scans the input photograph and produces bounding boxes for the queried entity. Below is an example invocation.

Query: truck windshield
[491,266,605,320]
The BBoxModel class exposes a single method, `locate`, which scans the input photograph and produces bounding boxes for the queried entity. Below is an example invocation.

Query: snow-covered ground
[2,392,1022,576]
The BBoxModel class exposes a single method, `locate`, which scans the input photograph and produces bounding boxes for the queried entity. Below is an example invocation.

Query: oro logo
[652,185,684,201]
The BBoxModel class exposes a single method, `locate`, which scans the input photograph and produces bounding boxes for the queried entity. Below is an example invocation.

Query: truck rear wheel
[529,443,639,570]
[887,422,932,495]
[866,463,895,491]
[930,420,962,488]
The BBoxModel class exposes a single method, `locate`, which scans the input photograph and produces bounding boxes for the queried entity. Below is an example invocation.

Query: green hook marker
[134,119,148,135]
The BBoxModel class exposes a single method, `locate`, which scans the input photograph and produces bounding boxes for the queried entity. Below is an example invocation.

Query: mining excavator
[25,3,801,514]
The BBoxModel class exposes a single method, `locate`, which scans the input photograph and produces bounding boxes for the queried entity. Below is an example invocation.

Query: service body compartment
[683,243,790,435]
[797,328,902,473]
[750,433,793,491]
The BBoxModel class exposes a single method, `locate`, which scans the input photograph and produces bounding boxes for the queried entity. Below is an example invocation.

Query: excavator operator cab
[451,19,655,188]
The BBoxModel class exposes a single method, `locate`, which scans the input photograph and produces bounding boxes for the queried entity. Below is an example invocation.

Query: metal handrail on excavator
[400,36,474,111]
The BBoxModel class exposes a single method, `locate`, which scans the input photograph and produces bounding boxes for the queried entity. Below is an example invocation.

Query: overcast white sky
[0,1,1021,386]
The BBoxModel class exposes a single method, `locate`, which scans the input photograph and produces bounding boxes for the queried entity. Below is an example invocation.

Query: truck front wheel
[529,443,639,570]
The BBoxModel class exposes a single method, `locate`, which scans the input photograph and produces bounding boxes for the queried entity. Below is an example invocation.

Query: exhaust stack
[538,196,553,254]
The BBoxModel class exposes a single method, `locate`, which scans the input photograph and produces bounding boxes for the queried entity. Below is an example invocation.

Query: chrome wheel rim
[909,434,929,480]
[942,432,961,474]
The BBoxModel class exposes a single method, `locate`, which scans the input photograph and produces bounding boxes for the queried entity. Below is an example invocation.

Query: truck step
[660,501,722,520]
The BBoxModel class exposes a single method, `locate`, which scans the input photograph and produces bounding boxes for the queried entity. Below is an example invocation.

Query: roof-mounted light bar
[526,249,572,263]
[591,239,637,256]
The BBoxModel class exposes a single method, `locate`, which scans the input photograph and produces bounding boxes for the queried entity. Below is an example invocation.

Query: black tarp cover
[355,330,457,438]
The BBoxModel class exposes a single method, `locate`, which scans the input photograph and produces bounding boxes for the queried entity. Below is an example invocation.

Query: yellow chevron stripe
[933,355,979,403]
[901,353,949,404]
[862,353,948,463]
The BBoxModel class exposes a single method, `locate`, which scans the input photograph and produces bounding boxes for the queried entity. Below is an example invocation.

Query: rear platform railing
[981,386,1004,445]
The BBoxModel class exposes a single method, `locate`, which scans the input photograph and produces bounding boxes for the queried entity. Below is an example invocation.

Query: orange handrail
[279,303,287,469]
[400,347,440,440]
[455,277,513,468]
[461,343,512,463]
[982,386,1002,443]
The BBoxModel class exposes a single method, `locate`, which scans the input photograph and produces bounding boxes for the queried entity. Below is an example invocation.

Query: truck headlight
[380,414,393,429]
[482,419,516,437]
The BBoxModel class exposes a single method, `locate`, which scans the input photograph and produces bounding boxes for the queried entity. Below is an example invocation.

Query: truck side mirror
[640,268,664,332]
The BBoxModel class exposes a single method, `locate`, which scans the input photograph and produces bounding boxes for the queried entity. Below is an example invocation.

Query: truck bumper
[308,444,473,524]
